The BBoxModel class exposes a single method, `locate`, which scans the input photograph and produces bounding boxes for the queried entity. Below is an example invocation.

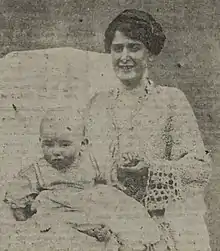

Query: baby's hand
[94,174,107,185]
[111,181,127,192]
[11,203,37,221]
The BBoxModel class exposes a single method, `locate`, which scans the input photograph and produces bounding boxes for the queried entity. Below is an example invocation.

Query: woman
[86,9,212,251]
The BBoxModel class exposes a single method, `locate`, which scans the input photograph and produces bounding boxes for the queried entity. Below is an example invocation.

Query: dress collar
[114,78,157,100]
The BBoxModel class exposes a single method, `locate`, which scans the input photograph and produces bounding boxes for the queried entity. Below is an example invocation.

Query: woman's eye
[128,44,141,52]
[112,44,123,53]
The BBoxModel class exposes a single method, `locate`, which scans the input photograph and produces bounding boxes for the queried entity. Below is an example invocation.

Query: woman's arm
[158,88,212,187]
[85,90,119,184]
[119,88,212,189]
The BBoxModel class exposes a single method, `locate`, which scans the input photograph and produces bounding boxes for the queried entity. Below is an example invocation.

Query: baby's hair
[39,106,84,137]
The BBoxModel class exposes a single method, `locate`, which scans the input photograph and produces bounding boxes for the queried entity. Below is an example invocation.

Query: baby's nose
[52,147,63,156]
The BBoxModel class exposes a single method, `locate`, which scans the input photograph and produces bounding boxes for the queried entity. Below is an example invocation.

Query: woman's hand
[119,152,149,176]
[119,161,149,176]
[121,152,142,167]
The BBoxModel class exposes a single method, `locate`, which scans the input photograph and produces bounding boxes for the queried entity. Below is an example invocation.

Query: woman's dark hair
[104,9,166,55]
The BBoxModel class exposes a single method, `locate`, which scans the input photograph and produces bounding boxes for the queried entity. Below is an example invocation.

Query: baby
[3,106,167,250]
[4,106,97,221]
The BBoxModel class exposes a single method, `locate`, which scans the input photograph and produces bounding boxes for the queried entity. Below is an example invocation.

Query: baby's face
[40,121,83,171]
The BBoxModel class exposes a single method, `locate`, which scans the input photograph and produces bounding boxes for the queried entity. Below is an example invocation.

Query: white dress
[86,81,212,251]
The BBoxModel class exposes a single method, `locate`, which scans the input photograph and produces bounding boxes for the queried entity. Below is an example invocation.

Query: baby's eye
[62,143,70,147]
[43,141,54,147]
[60,141,72,147]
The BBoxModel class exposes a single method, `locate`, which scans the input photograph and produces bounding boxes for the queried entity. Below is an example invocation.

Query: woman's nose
[120,47,129,61]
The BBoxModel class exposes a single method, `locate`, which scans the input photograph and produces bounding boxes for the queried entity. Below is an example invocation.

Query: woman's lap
[32,185,162,249]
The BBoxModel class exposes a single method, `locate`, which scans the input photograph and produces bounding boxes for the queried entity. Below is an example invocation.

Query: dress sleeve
[149,88,212,188]
[144,88,212,213]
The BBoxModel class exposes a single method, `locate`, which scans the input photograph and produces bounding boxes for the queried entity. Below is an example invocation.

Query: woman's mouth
[52,156,64,161]
[118,65,134,72]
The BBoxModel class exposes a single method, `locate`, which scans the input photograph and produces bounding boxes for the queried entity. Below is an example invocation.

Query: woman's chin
[116,72,137,83]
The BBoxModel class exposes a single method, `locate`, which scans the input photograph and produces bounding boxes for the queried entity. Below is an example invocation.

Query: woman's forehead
[112,31,143,45]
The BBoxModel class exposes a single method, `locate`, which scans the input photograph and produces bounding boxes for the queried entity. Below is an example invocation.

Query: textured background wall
[0,0,220,250]
[0,0,219,151]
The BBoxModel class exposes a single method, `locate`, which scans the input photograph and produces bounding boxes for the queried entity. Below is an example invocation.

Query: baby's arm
[88,151,108,185]
[3,165,39,221]
[8,193,38,221]
[88,149,127,191]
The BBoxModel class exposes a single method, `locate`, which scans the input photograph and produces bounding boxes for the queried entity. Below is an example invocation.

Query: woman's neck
[119,77,153,97]
[118,67,154,95]
[121,78,141,90]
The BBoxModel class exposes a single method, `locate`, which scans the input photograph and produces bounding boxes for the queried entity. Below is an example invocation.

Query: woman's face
[111,30,149,86]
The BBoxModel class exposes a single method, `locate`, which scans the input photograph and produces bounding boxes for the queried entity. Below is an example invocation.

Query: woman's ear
[148,53,154,62]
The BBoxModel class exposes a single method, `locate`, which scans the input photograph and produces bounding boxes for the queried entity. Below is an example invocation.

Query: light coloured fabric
[86,82,212,251]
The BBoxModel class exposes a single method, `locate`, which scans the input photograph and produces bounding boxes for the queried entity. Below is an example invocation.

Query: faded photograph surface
[0,1,219,251]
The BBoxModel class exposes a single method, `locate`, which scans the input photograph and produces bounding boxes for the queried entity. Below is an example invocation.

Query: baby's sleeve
[3,164,39,220]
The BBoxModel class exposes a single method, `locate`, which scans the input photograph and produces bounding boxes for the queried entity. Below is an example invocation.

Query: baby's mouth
[52,157,64,162]
[51,158,65,167]
[51,157,75,170]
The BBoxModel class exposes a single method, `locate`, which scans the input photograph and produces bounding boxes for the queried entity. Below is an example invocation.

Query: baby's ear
[81,138,89,146]
[81,138,89,151]
[39,137,42,142]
